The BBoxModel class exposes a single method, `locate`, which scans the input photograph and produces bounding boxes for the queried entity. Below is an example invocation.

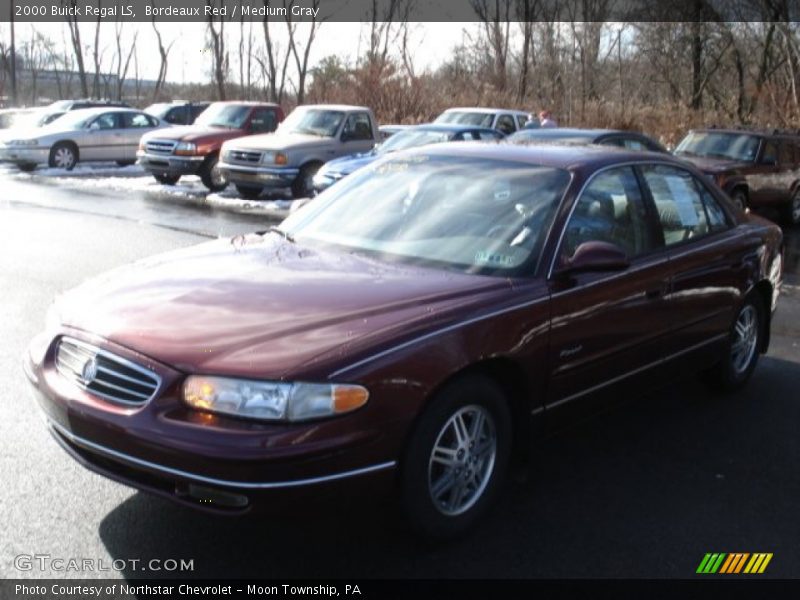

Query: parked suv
[219,104,380,199]
[137,101,284,191]
[144,101,210,126]
[675,128,800,225]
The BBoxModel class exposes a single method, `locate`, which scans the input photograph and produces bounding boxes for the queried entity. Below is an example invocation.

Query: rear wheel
[48,142,77,170]
[200,154,228,192]
[291,162,321,199]
[400,375,511,540]
[17,163,36,172]
[154,174,180,185]
[235,184,263,200]
[782,188,800,226]
[707,295,764,391]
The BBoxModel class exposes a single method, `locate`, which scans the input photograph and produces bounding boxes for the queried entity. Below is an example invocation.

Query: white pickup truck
[219,104,380,199]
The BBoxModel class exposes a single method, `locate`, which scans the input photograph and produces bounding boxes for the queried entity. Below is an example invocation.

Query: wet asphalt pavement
[1,166,799,580]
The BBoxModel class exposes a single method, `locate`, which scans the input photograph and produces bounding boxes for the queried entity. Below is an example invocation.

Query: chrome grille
[145,139,177,155]
[55,337,160,406]
[226,149,262,163]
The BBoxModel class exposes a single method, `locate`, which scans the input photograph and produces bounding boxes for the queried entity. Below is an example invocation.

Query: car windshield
[376,129,451,154]
[280,154,570,274]
[194,104,250,129]
[278,108,345,137]
[675,132,761,162]
[435,111,494,128]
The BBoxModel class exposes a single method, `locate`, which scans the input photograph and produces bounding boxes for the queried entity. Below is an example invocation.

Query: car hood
[55,234,508,379]
[321,152,378,175]
[677,154,750,174]
[227,132,335,152]
[143,125,245,145]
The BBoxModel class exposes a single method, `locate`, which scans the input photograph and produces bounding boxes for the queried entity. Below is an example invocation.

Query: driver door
[339,112,375,156]
[546,166,671,425]
[84,112,125,161]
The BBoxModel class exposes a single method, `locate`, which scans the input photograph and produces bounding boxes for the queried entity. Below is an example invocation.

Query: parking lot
[1,164,799,579]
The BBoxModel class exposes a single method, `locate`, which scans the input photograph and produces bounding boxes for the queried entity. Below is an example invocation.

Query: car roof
[442,107,528,115]
[296,104,370,112]
[408,124,501,134]
[403,140,683,171]
[61,106,143,117]
[513,127,622,139]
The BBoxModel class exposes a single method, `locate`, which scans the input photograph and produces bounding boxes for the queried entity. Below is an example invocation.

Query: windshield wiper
[269,226,295,243]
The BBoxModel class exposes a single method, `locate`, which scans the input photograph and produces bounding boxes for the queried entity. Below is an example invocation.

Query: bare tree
[150,14,174,101]
[286,0,324,103]
[62,0,89,97]
[113,15,138,101]
[471,0,512,93]
[206,0,228,100]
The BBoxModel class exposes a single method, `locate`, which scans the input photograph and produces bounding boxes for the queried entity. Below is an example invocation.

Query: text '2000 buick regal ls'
[24,143,783,539]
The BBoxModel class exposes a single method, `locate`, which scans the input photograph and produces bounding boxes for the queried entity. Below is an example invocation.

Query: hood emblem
[81,358,99,384]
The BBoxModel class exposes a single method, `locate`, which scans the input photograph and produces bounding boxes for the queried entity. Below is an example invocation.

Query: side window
[342,112,373,141]
[779,140,793,165]
[90,113,119,130]
[249,108,277,133]
[164,107,184,124]
[640,165,710,246]
[191,104,208,121]
[475,130,502,141]
[600,137,626,148]
[516,115,528,130]
[123,112,155,128]
[562,166,656,259]
[495,114,516,135]
[695,183,729,232]
[622,137,649,151]
[761,140,778,165]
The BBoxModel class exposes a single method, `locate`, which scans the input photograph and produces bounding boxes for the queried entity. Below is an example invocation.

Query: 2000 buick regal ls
[24,144,783,538]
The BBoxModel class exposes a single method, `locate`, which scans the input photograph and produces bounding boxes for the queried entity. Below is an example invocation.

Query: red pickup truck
[137,101,284,191]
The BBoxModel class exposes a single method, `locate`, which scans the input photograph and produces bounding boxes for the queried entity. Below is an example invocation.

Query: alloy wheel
[53,147,75,169]
[427,404,497,517]
[731,305,758,375]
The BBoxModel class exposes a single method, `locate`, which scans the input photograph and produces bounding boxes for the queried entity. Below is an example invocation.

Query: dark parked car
[510,127,667,153]
[313,123,505,192]
[144,101,210,126]
[674,128,800,226]
[25,144,783,539]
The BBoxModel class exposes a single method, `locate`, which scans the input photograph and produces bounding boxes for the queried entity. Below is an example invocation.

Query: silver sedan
[0,107,167,171]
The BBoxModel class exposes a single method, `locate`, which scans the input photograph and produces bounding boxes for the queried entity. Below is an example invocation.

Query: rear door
[638,164,749,362]
[546,165,670,422]
[121,112,159,159]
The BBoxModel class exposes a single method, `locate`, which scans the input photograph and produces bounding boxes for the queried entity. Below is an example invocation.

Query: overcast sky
[5,21,474,85]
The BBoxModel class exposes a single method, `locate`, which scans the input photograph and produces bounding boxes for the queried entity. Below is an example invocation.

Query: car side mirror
[560,241,630,274]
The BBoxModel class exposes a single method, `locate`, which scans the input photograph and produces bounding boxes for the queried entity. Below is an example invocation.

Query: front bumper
[0,145,48,164]
[219,161,300,188]
[24,332,397,512]
[137,151,205,177]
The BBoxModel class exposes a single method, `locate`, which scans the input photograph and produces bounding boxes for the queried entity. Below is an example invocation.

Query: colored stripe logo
[697,553,773,574]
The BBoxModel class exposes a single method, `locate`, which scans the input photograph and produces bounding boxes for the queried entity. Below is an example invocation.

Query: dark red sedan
[24,144,784,539]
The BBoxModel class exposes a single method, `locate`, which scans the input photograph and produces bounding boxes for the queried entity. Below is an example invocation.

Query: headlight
[261,151,288,165]
[9,139,38,146]
[183,376,369,422]
[174,142,197,156]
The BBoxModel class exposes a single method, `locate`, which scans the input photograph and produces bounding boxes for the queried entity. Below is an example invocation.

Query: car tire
[782,188,800,227]
[707,294,764,392]
[116,160,136,167]
[154,174,180,185]
[730,188,748,212]
[235,184,263,200]
[400,374,512,540]
[291,162,321,199]
[48,142,77,170]
[200,154,228,192]
[17,163,37,172]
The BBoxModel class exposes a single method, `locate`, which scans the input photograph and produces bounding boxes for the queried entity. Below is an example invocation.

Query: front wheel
[116,160,136,167]
[400,375,511,540]
[782,188,800,227]
[200,155,228,192]
[290,163,321,199]
[707,295,764,391]
[235,184,263,200]
[48,143,77,170]
[154,174,180,185]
